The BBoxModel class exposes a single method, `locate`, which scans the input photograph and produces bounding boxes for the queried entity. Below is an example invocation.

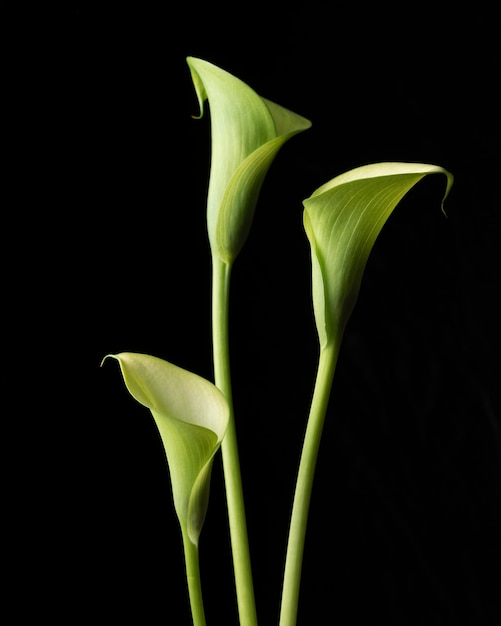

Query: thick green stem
[279,342,339,626]
[182,531,206,626]
[212,258,258,626]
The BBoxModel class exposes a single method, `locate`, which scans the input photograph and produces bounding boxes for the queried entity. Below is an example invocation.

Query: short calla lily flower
[103,352,229,545]
[187,56,312,265]
[303,162,454,349]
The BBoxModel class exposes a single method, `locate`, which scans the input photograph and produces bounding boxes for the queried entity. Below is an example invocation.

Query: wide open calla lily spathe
[187,56,312,265]
[303,162,454,349]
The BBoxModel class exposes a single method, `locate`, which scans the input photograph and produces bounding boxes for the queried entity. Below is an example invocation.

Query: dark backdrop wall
[19,4,500,625]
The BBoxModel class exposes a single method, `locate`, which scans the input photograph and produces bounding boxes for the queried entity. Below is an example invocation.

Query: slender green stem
[212,257,258,626]
[182,530,206,626]
[279,341,339,626]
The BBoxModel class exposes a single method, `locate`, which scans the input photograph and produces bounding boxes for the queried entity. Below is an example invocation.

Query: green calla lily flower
[187,56,312,264]
[303,162,454,349]
[280,163,454,626]
[103,352,229,545]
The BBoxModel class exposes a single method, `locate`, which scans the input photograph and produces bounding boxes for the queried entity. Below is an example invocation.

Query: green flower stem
[279,341,340,626]
[182,530,206,626]
[212,258,259,626]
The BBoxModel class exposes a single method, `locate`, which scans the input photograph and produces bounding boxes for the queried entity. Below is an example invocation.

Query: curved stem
[279,342,339,626]
[182,531,206,626]
[212,257,258,626]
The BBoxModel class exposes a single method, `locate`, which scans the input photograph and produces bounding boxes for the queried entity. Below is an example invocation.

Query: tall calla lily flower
[187,58,311,625]
[303,162,454,349]
[187,56,312,264]
[103,352,229,545]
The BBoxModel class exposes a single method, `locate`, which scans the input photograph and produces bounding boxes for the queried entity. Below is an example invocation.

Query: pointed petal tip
[186,56,208,120]
[100,353,116,367]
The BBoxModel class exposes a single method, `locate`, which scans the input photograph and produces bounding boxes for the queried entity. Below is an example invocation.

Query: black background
[16,3,500,625]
